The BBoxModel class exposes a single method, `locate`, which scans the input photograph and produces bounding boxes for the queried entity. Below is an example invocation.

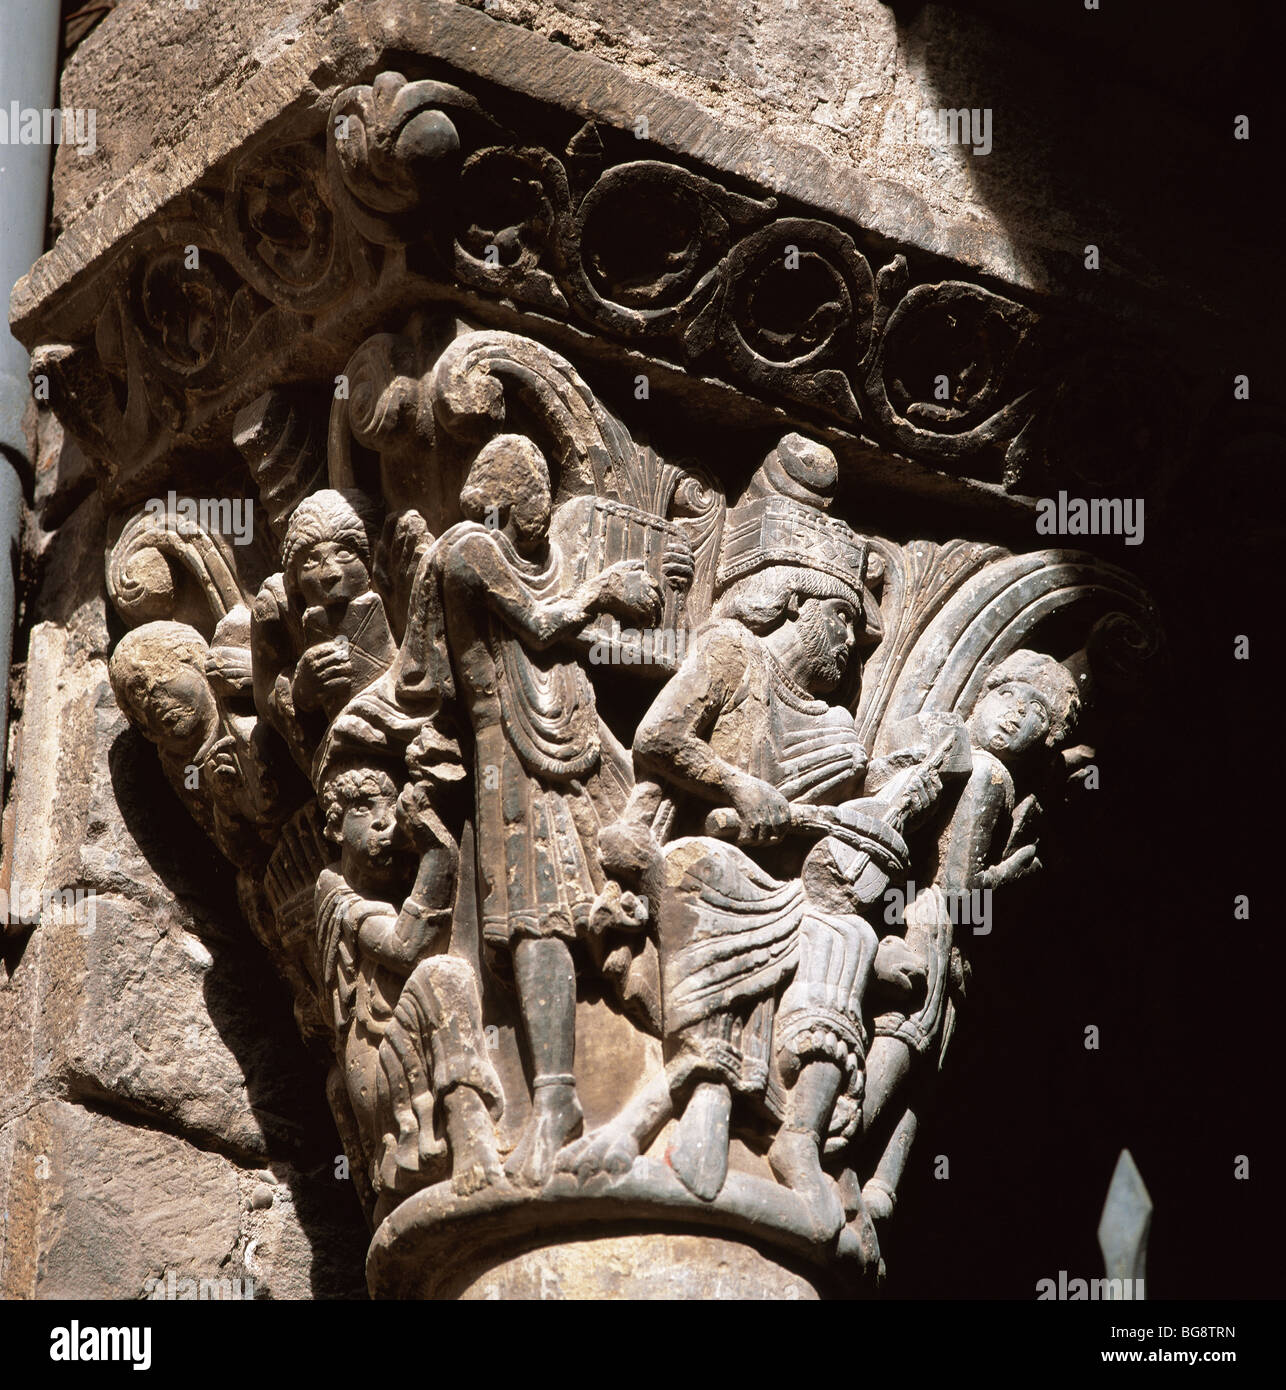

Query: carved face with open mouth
[341,788,402,873]
[971,679,1051,758]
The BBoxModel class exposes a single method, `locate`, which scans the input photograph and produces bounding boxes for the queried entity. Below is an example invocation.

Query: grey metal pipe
[0,1,62,805]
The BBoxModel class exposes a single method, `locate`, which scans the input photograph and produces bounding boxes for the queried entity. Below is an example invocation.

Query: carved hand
[660,535,695,592]
[978,841,1040,890]
[900,764,943,818]
[396,780,449,854]
[874,934,926,993]
[864,744,925,793]
[590,559,663,623]
[728,773,791,846]
[294,639,352,708]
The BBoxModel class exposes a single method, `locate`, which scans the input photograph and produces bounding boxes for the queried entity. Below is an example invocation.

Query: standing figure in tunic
[437,433,663,1186]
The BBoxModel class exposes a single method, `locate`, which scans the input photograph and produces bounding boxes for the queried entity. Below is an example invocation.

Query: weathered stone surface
[52,0,343,236]
[452,1232,822,1300]
[31,0,1257,339]
[0,1101,367,1298]
[25,891,316,1159]
[3,0,1269,1307]
[0,1100,239,1299]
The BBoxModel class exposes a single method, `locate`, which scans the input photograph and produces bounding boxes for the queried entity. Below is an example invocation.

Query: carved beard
[797,607,847,692]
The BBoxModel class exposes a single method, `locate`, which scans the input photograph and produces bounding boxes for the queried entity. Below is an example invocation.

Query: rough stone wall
[47,0,1256,329]
[1,422,369,1298]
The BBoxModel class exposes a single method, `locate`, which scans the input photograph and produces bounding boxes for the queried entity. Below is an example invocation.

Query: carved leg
[443,1086,506,1196]
[376,1012,432,1186]
[557,1051,698,1182]
[862,1106,919,1222]
[506,935,584,1187]
[861,1034,913,1138]
[859,1034,927,1221]
[669,1079,733,1202]
[767,1059,847,1241]
[343,1019,383,1166]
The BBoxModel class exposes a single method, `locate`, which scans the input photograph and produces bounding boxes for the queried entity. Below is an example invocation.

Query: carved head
[969,650,1080,758]
[282,489,380,610]
[321,763,406,886]
[714,565,863,692]
[714,434,878,675]
[109,621,219,763]
[458,434,551,550]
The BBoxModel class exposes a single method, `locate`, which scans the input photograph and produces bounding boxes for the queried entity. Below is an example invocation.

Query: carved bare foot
[846,1189,883,1272]
[861,1176,895,1223]
[443,1087,504,1197]
[556,1122,640,1182]
[505,1079,583,1189]
[767,1128,845,1242]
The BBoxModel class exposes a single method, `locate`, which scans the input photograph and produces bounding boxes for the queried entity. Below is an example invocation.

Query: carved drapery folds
[28,57,1165,1297]
[97,312,1159,1294]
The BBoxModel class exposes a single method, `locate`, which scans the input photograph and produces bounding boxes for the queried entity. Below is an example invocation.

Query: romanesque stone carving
[100,308,1158,1294]
[26,64,1191,514]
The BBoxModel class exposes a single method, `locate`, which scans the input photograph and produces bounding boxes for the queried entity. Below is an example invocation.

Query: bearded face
[136,665,220,760]
[792,595,859,693]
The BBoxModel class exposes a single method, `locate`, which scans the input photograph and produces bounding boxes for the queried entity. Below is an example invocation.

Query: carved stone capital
[14,12,1172,1300]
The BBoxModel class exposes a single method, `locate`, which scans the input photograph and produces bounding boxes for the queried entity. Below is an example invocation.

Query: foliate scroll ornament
[129,239,272,398]
[234,387,329,545]
[453,145,571,314]
[861,257,1040,468]
[427,328,674,511]
[691,218,874,421]
[106,494,268,635]
[216,138,362,314]
[327,73,495,246]
[560,160,775,338]
[28,62,1200,518]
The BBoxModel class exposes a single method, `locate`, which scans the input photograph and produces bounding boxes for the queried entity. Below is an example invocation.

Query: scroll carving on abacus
[30,67,1192,518]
